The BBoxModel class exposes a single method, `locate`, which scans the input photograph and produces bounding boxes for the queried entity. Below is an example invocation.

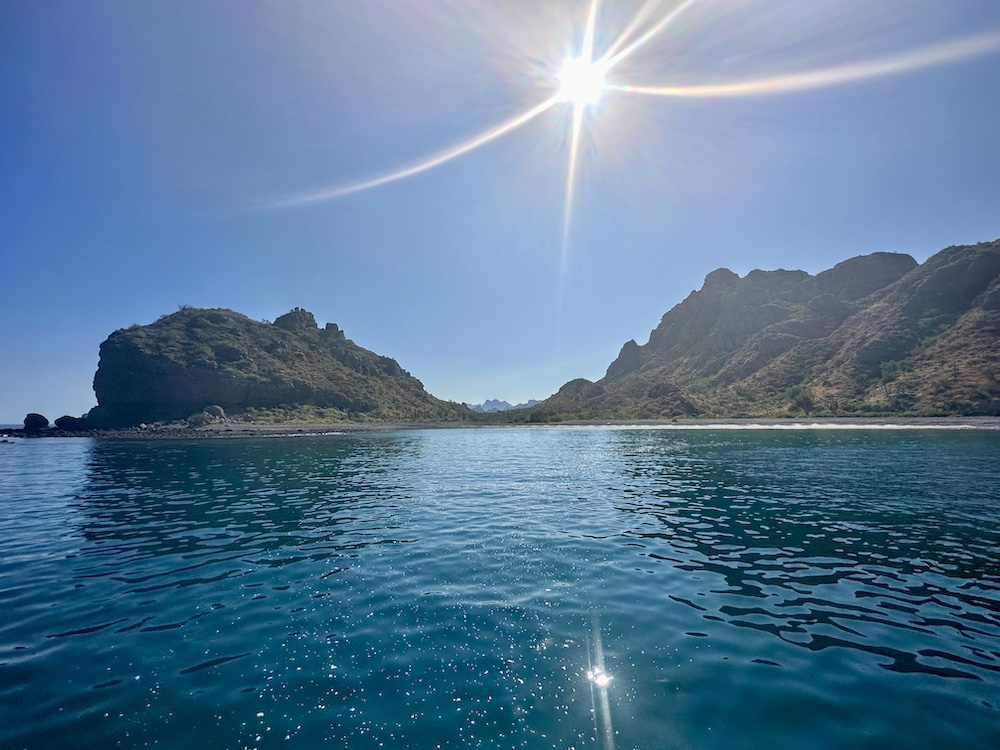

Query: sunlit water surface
[1,427,998,749]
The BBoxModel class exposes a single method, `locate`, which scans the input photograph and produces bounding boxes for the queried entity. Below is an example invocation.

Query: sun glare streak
[270,96,559,207]
[611,30,1000,98]
[604,0,701,69]
[582,0,599,62]
[562,0,601,247]
[564,105,586,243]
[601,0,662,62]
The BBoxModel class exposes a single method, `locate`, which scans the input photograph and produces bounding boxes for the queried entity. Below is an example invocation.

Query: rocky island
[79,306,468,428]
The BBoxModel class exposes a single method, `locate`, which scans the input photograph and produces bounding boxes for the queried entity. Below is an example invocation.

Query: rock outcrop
[536,239,1000,418]
[23,413,49,431]
[54,415,88,431]
[87,307,468,426]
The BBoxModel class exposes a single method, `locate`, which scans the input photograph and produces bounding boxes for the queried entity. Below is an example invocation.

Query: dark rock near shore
[55,415,89,431]
[23,413,49,431]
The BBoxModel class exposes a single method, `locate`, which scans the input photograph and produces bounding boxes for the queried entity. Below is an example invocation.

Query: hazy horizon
[4,0,1000,423]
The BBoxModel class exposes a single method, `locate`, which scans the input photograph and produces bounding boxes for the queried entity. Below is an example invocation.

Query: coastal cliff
[87,307,467,426]
[534,239,1000,418]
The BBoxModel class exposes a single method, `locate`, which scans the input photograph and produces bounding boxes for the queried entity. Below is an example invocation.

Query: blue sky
[3,0,1000,423]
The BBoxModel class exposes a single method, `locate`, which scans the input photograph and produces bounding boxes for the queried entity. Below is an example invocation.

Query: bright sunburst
[272,0,1000,246]
[558,56,607,106]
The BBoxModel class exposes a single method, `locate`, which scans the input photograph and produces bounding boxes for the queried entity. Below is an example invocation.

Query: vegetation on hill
[88,307,470,426]
[515,239,1000,420]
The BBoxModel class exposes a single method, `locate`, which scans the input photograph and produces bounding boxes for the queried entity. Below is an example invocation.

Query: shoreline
[4,415,1000,439]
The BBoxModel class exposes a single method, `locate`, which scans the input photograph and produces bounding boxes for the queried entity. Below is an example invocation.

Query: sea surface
[1,426,998,749]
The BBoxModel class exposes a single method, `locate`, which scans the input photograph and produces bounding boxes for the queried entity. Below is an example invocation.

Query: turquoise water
[1,427,998,749]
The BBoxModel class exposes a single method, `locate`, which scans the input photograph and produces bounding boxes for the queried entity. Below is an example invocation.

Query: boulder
[54,415,88,431]
[204,405,226,418]
[186,411,213,427]
[23,413,49,431]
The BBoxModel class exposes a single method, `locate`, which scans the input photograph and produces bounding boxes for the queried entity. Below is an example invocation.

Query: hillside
[87,307,469,426]
[532,239,1000,419]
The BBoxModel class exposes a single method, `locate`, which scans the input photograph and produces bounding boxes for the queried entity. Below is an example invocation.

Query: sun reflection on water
[587,666,614,688]
[587,618,616,750]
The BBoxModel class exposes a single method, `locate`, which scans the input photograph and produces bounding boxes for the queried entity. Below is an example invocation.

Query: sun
[558,55,607,106]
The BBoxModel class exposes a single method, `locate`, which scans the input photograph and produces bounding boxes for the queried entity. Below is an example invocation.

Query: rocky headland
[522,238,1000,419]
[27,306,470,430]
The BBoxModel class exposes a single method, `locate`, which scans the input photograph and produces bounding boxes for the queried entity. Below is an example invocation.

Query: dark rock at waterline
[23,413,49,431]
[55,415,89,431]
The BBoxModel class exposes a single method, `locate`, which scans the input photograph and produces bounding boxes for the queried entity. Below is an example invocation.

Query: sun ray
[610,30,1000,98]
[564,104,586,244]
[562,0,601,246]
[269,95,560,208]
[604,0,701,69]
[601,0,664,62]
[581,0,599,62]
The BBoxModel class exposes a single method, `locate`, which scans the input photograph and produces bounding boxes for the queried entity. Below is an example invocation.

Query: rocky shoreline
[4,415,1000,440]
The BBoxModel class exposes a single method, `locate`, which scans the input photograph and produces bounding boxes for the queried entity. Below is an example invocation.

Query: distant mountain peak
[466,398,540,413]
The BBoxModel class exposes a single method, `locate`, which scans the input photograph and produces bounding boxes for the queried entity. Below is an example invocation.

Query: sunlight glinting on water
[586,619,616,750]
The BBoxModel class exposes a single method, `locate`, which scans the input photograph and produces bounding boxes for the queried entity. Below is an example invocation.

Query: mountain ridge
[527,239,1000,419]
[466,399,540,413]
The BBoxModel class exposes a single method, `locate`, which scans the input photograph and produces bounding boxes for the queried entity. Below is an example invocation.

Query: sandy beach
[6,415,1000,439]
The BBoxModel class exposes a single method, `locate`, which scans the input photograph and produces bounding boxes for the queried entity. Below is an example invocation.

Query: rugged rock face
[88,307,468,426]
[537,240,1000,418]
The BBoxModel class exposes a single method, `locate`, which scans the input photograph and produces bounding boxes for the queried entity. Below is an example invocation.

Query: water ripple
[1,428,998,749]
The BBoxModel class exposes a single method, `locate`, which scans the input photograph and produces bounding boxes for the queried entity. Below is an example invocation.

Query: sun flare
[271,0,1000,252]
[558,56,607,106]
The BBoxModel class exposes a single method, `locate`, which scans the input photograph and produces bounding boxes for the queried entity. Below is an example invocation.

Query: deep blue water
[1,427,998,749]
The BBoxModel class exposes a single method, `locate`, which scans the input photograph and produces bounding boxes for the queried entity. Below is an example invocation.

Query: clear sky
[3,0,1000,423]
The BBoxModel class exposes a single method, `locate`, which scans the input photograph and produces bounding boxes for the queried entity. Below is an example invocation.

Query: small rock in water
[55,415,88,431]
[23,413,49,432]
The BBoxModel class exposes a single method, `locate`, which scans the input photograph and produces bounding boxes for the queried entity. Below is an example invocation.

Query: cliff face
[89,307,467,426]
[541,239,1000,418]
